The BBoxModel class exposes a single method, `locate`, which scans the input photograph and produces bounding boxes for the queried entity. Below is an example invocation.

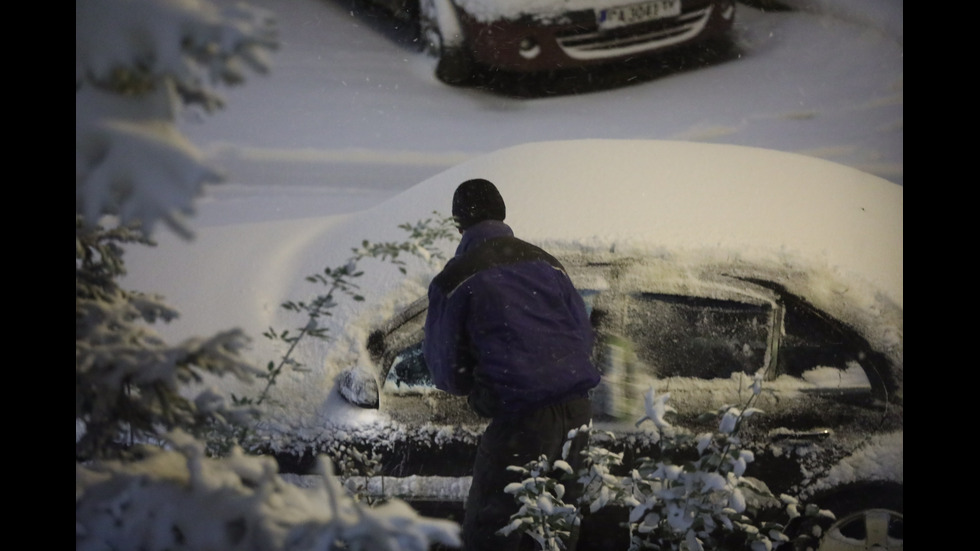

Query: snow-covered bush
[499,453,581,551]
[621,383,788,551]
[505,381,830,550]
[76,430,461,550]
[576,427,630,515]
[76,0,277,238]
[76,212,464,547]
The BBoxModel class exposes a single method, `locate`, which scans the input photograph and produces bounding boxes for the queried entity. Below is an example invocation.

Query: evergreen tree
[75,3,463,548]
[75,217,260,460]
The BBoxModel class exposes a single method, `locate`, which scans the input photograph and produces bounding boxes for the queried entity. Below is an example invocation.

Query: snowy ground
[171,0,902,228]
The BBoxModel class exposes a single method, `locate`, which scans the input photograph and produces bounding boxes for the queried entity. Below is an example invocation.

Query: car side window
[777,297,872,391]
[620,293,771,379]
[383,341,434,392]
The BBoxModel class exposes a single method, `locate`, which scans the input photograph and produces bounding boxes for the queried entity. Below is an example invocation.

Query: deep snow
[125,0,903,335]
[172,0,902,228]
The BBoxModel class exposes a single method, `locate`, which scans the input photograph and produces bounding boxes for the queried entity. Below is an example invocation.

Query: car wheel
[817,509,904,551]
[419,0,474,85]
[787,482,903,551]
[435,46,475,86]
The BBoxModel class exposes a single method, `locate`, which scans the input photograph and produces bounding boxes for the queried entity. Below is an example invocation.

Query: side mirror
[337,367,380,409]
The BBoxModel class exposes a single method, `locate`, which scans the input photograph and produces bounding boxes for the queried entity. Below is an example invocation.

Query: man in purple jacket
[423,178,601,551]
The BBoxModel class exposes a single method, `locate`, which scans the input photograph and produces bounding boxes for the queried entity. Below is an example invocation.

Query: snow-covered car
[368,0,737,84]
[351,261,903,546]
[266,141,902,549]
[262,140,904,549]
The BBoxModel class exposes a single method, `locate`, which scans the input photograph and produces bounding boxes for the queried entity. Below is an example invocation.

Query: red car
[373,0,737,84]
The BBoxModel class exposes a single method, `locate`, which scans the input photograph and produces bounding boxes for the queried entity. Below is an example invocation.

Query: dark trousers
[462,396,592,551]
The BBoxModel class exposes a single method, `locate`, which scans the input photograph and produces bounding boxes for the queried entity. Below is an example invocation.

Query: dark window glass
[384,341,432,390]
[620,293,770,379]
[778,297,866,378]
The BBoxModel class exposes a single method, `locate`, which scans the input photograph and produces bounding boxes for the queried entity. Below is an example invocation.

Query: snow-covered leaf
[702,472,726,492]
[695,432,713,455]
[636,385,675,434]
[497,518,525,537]
[719,410,739,434]
[729,488,747,513]
[685,529,705,551]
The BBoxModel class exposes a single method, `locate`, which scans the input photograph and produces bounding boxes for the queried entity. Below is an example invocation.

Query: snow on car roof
[366,139,901,305]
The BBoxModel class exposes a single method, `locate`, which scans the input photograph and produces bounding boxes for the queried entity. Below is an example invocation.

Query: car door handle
[770,428,832,443]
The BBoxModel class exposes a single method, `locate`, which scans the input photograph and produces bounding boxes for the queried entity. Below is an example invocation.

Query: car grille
[556,5,713,60]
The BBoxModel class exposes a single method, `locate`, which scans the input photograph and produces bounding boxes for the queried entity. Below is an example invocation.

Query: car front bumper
[460,0,736,73]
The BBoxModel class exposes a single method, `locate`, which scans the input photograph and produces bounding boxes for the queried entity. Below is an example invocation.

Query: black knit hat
[452,178,506,230]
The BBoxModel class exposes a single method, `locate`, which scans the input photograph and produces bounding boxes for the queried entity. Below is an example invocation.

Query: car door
[590,273,897,496]
[596,287,775,428]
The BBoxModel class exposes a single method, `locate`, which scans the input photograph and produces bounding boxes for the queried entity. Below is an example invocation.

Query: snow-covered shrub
[76,218,262,460]
[76,214,464,545]
[612,382,793,551]
[575,426,631,516]
[76,430,461,551]
[506,380,827,550]
[76,0,278,237]
[499,453,581,551]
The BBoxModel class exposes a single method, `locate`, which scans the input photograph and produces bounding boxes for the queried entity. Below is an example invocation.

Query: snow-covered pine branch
[76,220,264,460]
[76,0,278,237]
[76,430,462,551]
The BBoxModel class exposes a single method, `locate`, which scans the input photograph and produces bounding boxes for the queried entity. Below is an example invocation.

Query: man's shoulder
[433,236,564,293]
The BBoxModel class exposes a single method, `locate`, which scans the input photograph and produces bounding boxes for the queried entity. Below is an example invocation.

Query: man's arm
[423,284,475,395]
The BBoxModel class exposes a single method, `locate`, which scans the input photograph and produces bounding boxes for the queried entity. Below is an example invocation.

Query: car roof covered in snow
[367,140,901,303]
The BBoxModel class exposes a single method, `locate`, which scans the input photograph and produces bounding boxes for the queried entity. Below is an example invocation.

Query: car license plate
[597,0,681,29]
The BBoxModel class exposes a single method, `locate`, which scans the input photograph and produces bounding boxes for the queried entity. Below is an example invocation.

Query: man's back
[427,229,598,415]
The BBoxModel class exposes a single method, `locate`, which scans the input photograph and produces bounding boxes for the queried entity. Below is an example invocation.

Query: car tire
[817,509,903,551]
[419,0,474,86]
[435,46,475,86]
[787,482,903,551]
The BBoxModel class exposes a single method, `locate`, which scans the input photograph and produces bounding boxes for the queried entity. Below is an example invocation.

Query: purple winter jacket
[422,220,600,417]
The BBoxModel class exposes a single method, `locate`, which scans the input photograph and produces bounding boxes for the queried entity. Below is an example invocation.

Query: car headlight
[519,36,541,59]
